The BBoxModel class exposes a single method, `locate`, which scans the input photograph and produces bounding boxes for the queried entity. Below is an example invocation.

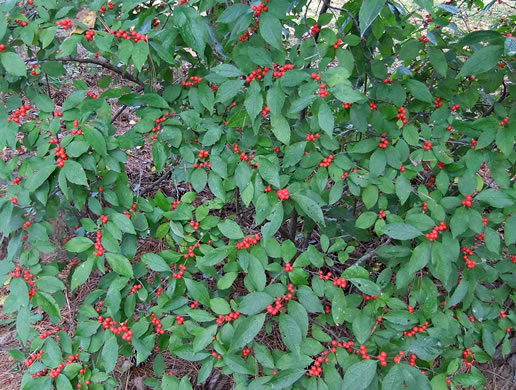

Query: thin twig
[352,239,391,267]
[111,104,128,123]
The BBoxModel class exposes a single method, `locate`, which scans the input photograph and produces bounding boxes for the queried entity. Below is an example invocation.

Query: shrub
[0,0,515,389]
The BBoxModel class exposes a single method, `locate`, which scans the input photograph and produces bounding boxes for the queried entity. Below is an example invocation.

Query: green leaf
[25,165,57,192]
[248,255,266,291]
[210,298,230,315]
[83,126,107,156]
[342,360,377,390]
[406,80,433,103]
[1,52,27,76]
[297,286,324,313]
[270,114,290,145]
[458,45,503,77]
[71,258,94,291]
[105,253,134,278]
[218,219,244,239]
[193,324,218,352]
[101,334,118,373]
[238,292,274,315]
[211,63,244,77]
[348,278,381,296]
[34,292,60,318]
[65,237,93,252]
[352,311,374,344]
[475,189,513,208]
[231,313,266,350]
[447,280,469,307]
[63,160,88,186]
[383,223,422,240]
[185,278,211,306]
[292,194,325,226]
[132,40,149,70]
[505,214,516,245]
[408,336,444,360]
[112,213,136,234]
[260,13,283,50]
[152,142,167,173]
[359,0,387,37]
[256,156,280,187]
[141,253,170,272]
[279,313,302,353]
[191,168,207,193]
[356,211,378,229]
[318,101,334,136]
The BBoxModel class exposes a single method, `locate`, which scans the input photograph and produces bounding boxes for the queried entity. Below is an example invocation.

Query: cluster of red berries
[211,351,222,360]
[242,348,251,358]
[264,186,272,192]
[451,104,460,111]
[14,18,27,27]
[151,313,165,334]
[31,369,48,379]
[311,23,320,35]
[434,97,443,108]
[333,38,343,49]
[24,350,44,367]
[233,144,259,168]
[183,243,200,259]
[98,316,133,340]
[7,103,31,124]
[86,91,98,99]
[123,203,137,219]
[378,210,387,219]
[152,113,169,134]
[284,263,293,272]
[190,300,200,309]
[0,44,6,53]
[39,326,63,340]
[18,0,34,5]
[272,63,295,78]
[462,194,473,207]
[369,102,377,110]
[378,137,389,149]
[182,76,202,87]
[56,18,73,30]
[396,107,407,124]
[236,234,261,250]
[93,230,104,257]
[408,305,415,314]
[179,0,189,5]
[246,66,271,82]
[85,30,95,41]
[363,294,377,302]
[340,171,350,180]
[130,284,143,294]
[332,277,347,288]
[9,196,18,204]
[425,221,448,241]
[391,350,405,364]
[343,102,352,109]
[311,73,321,82]
[319,154,334,167]
[277,188,289,200]
[54,145,68,168]
[423,140,432,151]
[266,284,295,315]
[317,82,328,98]
[358,344,372,360]
[306,133,320,141]
[403,321,429,338]
[462,247,476,269]
[423,202,428,212]
[261,105,270,118]
[463,348,474,367]
[12,177,22,185]
[49,363,66,379]
[109,28,148,42]
[400,163,406,172]
[418,35,429,43]
[500,117,509,126]
[409,354,418,367]
[189,220,200,230]
[71,128,83,136]
[377,351,389,367]
[176,315,185,325]
[30,64,39,76]
[438,161,446,170]
[100,215,108,224]
[11,266,37,298]
[510,255,516,264]
[319,271,333,280]
[307,355,330,376]
[216,311,241,325]
[173,264,187,278]
[98,1,115,13]
[476,232,485,241]
[427,176,435,187]
[500,309,507,319]
[172,200,181,210]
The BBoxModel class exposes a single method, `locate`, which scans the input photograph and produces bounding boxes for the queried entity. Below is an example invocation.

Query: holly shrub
[0,0,515,389]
